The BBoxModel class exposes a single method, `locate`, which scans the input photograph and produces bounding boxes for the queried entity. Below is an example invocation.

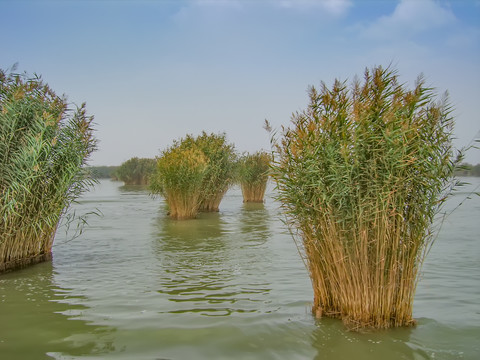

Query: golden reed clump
[237,151,271,203]
[270,65,460,330]
[151,132,237,219]
[151,145,208,220]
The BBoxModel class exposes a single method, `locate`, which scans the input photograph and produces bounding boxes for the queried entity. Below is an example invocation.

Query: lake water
[1,178,479,359]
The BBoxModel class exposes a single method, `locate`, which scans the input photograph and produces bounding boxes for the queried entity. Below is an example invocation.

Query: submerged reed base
[164,192,203,220]
[241,183,267,203]
[304,209,420,330]
[199,191,227,212]
[0,252,52,274]
[0,230,55,274]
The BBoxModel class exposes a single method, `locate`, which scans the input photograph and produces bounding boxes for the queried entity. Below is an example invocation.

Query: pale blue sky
[1,0,479,165]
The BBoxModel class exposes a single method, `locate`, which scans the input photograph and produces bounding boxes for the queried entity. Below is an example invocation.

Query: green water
[1,179,479,359]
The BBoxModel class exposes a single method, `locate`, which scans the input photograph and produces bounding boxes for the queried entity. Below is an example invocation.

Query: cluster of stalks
[236,151,271,203]
[0,69,96,273]
[181,132,237,212]
[270,66,459,329]
[150,145,208,220]
[151,132,236,219]
[115,157,156,185]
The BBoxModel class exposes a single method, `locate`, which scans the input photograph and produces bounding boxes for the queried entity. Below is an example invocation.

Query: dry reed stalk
[240,183,267,203]
[199,190,228,212]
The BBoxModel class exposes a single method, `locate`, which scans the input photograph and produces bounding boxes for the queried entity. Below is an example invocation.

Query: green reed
[0,69,96,273]
[270,66,460,329]
[178,132,237,212]
[150,142,208,220]
[115,157,156,185]
[236,151,271,203]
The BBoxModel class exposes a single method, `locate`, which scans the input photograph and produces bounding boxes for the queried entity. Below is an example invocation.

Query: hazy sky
[2,0,479,165]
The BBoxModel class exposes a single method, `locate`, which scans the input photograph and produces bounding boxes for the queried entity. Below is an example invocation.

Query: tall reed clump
[179,132,237,212]
[0,69,96,273]
[150,142,208,220]
[115,157,156,185]
[270,66,459,330]
[237,151,271,203]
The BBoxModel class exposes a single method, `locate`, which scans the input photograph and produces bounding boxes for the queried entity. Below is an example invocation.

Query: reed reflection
[118,184,150,194]
[0,262,116,359]
[238,202,271,246]
[311,318,428,360]
[153,206,271,317]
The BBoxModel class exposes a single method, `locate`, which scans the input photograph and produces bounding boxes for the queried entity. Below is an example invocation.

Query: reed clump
[115,157,156,185]
[270,66,459,330]
[237,151,271,203]
[150,142,208,220]
[0,69,96,273]
[178,132,237,212]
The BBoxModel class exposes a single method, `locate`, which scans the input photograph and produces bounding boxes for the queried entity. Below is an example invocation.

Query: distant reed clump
[0,69,96,273]
[115,157,156,185]
[150,141,208,220]
[179,132,237,212]
[270,66,460,330]
[237,151,271,203]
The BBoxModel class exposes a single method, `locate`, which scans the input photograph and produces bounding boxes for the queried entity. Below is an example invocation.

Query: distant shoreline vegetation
[114,157,156,185]
[88,165,119,179]
[455,163,480,177]
[88,161,480,182]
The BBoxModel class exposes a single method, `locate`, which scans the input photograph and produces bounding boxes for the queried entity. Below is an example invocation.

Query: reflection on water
[153,204,272,317]
[311,318,424,360]
[239,202,271,245]
[0,262,116,359]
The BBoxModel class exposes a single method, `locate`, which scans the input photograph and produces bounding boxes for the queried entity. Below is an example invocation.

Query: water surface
[1,179,479,359]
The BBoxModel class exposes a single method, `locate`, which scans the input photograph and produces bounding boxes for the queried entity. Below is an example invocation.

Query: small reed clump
[237,151,271,203]
[115,157,156,185]
[270,66,459,330]
[0,69,96,273]
[150,143,208,220]
[178,132,237,212]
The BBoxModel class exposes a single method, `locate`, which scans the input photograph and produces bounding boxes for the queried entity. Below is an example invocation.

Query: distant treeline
[456,163,480,177]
